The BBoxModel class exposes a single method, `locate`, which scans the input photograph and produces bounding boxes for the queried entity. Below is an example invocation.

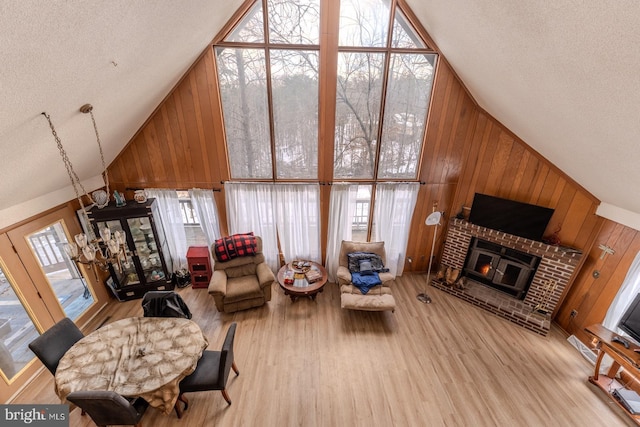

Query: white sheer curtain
[146,189,188,271]
[372,182,419,277]
[225,183,279,271]
[325,184,358,282]
[188,188,222,267]
[274,184,321,263]
[188,188,222,249]
[603,251,640,330]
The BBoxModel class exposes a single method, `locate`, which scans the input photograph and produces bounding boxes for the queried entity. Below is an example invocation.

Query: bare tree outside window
[334,52,385,179]
[216,0,320,180]
[215,0,436,185]
[379,53,436,179]
[217,47,272,179]
[391,8,426,49]
[338,0,390,47]
[226,2,265,43]
[268,0,320,45]
[333,0,435,181]
[271,49,319,179]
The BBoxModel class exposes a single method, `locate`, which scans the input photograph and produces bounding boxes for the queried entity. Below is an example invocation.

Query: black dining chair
[141,290,192,319]
[28,317,84,375]
[66,390,149,427]
[174,322,239,418]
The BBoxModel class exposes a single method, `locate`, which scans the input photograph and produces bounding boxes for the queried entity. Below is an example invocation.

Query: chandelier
[62,227,129,280]
[42,104,128,279]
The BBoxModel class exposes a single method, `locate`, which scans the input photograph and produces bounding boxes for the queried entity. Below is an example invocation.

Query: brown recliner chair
[336,240,396,312]
[208,236,275,313]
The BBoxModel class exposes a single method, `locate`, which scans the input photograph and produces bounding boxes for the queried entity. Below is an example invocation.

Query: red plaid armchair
[209,235,275,313]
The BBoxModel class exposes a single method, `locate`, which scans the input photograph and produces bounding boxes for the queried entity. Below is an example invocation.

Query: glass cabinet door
[128,217,168,284]
[85,199,172,301]
[150,201,173,274]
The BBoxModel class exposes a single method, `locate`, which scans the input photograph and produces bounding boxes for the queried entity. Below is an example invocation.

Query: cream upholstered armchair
[208,235,275,313]
[336,240,396,312]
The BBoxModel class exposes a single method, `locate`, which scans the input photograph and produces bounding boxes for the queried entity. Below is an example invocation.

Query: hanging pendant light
[42,105,128,278]
[80,103,110,209]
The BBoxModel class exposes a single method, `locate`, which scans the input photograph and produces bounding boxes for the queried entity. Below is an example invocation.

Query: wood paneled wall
[110,50,228,188]
[109,48,230,234]
[106,17,621,333]
[451,112,603,250]
[556,220,640,342]
[405,59,477,272]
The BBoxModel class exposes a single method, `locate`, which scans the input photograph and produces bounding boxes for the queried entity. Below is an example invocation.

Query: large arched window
[214,0,437,182]
[215,0,321,180]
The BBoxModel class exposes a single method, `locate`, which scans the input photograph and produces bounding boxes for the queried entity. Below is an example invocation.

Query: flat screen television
[468,193,554,241]
[618,293,640,344]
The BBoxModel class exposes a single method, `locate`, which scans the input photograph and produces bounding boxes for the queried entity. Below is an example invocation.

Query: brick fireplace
[433,218,583,335]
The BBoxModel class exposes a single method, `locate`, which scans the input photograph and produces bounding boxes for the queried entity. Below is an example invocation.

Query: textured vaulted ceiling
[1,0,639,230]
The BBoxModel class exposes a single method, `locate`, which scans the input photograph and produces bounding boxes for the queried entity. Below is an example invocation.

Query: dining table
[54,316,208,415]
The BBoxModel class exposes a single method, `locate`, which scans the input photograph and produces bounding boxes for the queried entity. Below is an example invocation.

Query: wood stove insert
[463,238,541,299]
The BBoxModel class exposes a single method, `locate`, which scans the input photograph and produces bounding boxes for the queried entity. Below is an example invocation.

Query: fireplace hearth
[433,219,583,335]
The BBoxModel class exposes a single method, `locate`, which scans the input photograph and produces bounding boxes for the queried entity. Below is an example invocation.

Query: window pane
[378,53,436,179]
[176,191,208,247]
[0,262,41,382]
[391,9,427,49]
[27,222,95,320]
[271,49,319,179]
[226,2,265,43]
[267,0,320,45]
[338,0,391,47]
[216,47,273,179]
[334,52,385,179]
[352,185,372,242]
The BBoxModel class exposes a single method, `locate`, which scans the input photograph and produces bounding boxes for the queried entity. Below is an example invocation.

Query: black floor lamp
[417,209,442,304]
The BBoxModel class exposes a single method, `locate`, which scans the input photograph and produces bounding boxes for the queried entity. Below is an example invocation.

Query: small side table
[186,246,211,289]
[277,261,328,302]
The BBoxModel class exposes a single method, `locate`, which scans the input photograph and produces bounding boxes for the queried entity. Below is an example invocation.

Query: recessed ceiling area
[1,0,639,230]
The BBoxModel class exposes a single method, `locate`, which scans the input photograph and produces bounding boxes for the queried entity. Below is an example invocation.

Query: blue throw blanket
[351,272,382,294]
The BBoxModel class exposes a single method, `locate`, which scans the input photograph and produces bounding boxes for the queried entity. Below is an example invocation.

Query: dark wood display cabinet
[87,198,174,301]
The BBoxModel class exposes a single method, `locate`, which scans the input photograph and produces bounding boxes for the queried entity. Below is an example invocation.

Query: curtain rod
[125,187,222,192]
[223,181,325,186]
[125,181,427,192]
[222,181,426,186]
[328,181,426,186]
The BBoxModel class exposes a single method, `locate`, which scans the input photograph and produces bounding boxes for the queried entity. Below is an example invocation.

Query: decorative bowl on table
[290,260,311,280]
[291,260,311,273]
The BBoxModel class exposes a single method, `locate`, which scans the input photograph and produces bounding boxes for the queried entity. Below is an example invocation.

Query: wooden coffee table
[277,261,328,302]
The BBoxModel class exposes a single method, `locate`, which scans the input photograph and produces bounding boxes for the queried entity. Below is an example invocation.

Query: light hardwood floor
[11,274,636,426]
